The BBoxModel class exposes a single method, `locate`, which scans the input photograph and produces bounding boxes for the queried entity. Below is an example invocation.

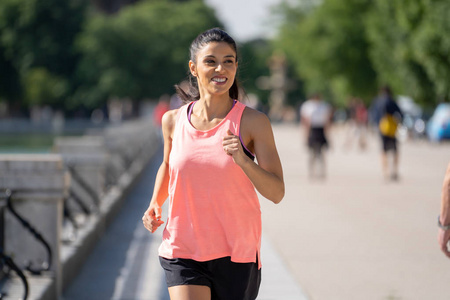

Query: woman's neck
[194,94,234,122]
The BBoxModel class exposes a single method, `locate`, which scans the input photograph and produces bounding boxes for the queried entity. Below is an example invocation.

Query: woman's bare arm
[223,108,284,204]
[142,109,178,233]
[438,162,450,257]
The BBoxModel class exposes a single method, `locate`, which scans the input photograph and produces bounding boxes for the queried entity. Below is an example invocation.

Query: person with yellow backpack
[371,86,403,181]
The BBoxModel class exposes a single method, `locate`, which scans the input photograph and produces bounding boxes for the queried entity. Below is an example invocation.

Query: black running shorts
[159,256,261,300]
[308,127,328,151]
[381,135,397,152]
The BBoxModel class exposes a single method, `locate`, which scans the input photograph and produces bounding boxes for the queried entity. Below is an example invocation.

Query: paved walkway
[261,123,450,300]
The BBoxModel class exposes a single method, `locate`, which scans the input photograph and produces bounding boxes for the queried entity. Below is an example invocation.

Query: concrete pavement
[261,123,450,300]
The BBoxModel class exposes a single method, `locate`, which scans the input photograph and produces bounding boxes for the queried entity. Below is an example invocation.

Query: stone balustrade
[0,117,159,300]
[0,154,69,300]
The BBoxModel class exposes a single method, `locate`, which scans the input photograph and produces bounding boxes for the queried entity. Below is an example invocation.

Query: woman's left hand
[222,130,247,166]
[142,204,164,233]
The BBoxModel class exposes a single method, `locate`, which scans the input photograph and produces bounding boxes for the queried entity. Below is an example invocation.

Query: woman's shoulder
[241,105,272,135]
[161,108,182,133]
[162,108,180,121]
[242,105,270,124]
[162,102,191,122]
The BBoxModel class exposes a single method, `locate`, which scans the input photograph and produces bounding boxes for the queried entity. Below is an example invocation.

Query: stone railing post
[0,154,70,299]
[53,137,107,210]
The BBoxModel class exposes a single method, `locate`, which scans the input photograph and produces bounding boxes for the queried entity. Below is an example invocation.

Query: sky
[204,0,284,42]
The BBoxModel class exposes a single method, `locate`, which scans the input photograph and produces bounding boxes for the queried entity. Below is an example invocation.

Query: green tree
[23,68,68,108]
[239,39,272,105]
[275,0,377,106]
[74,0,222,110]
[0,0,87,75]
[0,0,88,109]
[0,44,21,106]
[411,0,450,102]
[239,39,304,109]
[365,0,435,105]
[364,0,450,105]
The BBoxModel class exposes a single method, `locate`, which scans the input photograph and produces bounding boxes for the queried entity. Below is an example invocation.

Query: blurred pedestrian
[371,86,403,181]
[142,28,284,300]
[153,94,170,127]
[438,162,450,258]
[153,94,170,141]
[300,93,333,180]
[344,97,368,151]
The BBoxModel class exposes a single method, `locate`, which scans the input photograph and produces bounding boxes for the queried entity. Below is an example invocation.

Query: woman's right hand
[142,203,164,233]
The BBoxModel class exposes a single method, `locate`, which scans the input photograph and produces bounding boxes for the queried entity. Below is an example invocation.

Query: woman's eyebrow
[203,54,236,58]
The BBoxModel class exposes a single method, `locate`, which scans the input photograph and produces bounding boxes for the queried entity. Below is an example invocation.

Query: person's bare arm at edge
[300,107,311,138]
[438,162,450,258]
[222,108,284,204]
[142,109,178,233]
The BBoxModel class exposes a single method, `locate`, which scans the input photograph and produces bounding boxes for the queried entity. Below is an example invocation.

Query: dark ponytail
[175,28,240,103]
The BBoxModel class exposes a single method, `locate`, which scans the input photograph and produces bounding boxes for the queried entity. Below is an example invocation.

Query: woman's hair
[381,85,392,97]
[175,28,240,103]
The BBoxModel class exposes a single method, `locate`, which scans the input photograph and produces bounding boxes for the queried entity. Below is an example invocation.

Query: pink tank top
[158,101,262,268]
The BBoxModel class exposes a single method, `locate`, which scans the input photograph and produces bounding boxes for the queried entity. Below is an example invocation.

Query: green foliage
[275,0,450,106]
[0,0,88,109]
[275,0,377,106]
[23,68,68,107]
[411,0,450,102]
[74,0,222,108]
[0,44,21,103]
[239,39,305,107]
[0,0,221,113]
[0,0,87,76]
[239,39,273,104]
[365,0,436,105]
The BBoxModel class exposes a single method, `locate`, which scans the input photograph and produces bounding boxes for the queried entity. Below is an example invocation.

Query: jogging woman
[142,28,284,300]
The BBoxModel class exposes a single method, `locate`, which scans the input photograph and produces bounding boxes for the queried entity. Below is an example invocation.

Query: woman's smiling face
[189,41,238,98]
